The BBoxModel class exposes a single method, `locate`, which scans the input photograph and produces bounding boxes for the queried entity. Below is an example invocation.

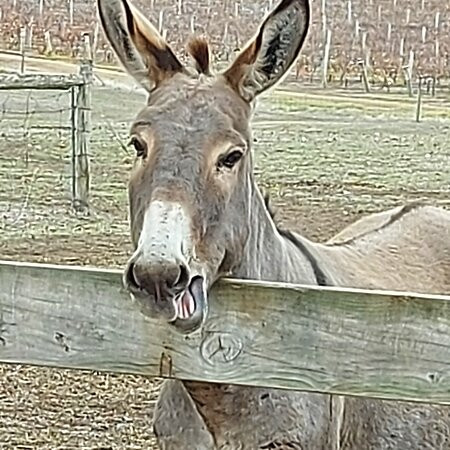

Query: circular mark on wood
[200,332,243,367]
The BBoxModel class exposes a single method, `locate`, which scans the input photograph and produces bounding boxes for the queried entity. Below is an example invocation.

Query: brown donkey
[98,0,450,448]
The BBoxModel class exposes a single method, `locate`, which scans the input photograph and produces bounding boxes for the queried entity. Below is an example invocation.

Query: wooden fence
[0,61,92,210]
[1,259,450,406]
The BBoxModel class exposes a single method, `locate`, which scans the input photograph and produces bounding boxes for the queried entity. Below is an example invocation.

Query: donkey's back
[323,203,450,294]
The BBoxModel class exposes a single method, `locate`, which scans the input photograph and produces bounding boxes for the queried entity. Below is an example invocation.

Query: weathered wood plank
[1,260,450,405]
[0,73,83,90]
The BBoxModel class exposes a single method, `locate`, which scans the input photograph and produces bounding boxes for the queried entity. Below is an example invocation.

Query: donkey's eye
[218,149,244,170]
[129,136,147,158]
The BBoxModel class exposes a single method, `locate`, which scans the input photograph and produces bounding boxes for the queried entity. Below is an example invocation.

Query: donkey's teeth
[177,291,195,320]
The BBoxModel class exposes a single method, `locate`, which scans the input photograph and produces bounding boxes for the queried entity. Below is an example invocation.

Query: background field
[0,60,449,448]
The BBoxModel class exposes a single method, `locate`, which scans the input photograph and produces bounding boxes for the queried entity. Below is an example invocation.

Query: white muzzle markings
[138,200,193,265]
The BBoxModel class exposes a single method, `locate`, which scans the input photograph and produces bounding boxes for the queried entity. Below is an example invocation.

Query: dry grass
[0,365,161,449]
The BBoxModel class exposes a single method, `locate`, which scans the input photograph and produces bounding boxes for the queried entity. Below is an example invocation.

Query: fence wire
[0,88,75,231]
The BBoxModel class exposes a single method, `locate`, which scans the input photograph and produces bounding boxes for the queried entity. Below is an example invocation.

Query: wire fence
[0,89,72,230]
[0,66,91,229]
[0,89,71,128]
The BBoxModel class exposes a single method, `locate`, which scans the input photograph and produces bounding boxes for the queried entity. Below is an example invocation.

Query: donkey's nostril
[125,262,140,290]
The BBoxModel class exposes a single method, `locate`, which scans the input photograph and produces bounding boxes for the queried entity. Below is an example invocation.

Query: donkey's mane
[187,37,211,75]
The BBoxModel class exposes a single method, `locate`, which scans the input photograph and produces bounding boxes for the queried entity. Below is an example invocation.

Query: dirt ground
[0,67,449,448]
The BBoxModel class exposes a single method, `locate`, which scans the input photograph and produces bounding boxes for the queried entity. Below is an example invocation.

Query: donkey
[98,0,450,448]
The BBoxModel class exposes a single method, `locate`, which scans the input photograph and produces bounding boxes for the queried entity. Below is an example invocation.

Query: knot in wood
[200,332,242,367]
[427,372,441,384]
[54,331,70,352]
[159,351,173,378]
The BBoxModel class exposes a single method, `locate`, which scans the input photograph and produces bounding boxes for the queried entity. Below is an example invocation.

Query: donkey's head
[98,0,310,333]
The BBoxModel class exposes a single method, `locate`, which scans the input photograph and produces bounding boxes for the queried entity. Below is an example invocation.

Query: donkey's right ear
[97,0,184,91]
[223,0,309,102]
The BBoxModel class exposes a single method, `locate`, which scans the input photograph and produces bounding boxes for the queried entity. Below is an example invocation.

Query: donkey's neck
[233,182,320,285]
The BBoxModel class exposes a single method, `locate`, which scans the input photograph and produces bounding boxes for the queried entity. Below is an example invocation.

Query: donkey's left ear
[223,0,310,101]
[97,0,184,92]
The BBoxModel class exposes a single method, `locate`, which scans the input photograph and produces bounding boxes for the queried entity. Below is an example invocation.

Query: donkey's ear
[223,0,310,101]
[97,0,184,91]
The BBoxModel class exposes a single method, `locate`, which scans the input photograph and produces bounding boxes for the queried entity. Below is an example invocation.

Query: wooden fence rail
[0,73,83,90]
[1,260,450,405]
[0,62,92,210]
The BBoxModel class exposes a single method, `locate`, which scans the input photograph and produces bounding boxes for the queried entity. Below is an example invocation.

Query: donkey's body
[154,197,450,450]
[97,0,450,448]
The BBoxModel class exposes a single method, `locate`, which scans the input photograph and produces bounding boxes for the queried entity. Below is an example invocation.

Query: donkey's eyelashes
[129,136,147,158]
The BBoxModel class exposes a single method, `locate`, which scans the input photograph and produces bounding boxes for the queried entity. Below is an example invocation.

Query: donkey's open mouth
[124,259,208,333]
[171,275,208,332]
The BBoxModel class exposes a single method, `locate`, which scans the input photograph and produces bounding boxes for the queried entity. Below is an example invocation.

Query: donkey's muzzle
[123,200,207,332]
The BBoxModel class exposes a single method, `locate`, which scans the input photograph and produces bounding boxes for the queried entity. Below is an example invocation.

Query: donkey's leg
[153,380,216,450]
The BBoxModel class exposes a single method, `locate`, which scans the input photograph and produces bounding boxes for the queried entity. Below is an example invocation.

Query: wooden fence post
[70,86,78,203]
[403,50,414,98]
[321,0,327,41]
[360,59,371,93]
[73,59,92,211]
[416,76,423,123]
[158,10,165,34]
[92,23,100,62]
[19,27,26,74]
[27,24,34,51]
[322,29,332,88]
[69,0,74,25]
[44,30,53,55]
